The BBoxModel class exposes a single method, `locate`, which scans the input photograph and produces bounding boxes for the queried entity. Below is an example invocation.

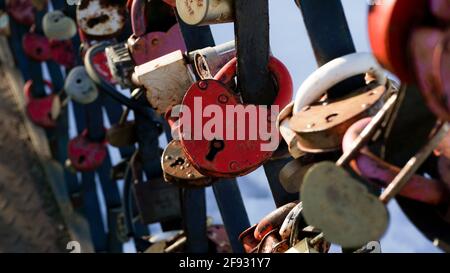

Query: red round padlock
[50,40,76,68]
[179,56,293,178]
[24,80,59,129]
[6,0,35,26]
[368,0,428,82]
[22,32,51,62]
[68,130,107,172]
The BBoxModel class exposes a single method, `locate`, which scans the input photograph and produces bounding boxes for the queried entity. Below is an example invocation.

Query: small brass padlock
[161,140,214,188]
[106,121,137,148]
[43,10,77,41]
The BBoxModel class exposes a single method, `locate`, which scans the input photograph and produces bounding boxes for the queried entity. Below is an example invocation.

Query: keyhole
[36,47,42,55]
[76,78,82,85]
[206,140,225,162]
[78,155,86,164]
[170,157,185,168]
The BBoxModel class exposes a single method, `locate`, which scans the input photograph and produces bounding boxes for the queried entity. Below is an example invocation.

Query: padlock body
[50,40,76,68]
[68,133,107,172]
[176,0,234,26]
[64,66,99,105]
[6,0,35,26]
[24,80,58,129]
[43,10,77,41]
[22,33,51,62]
[76,0,127,39]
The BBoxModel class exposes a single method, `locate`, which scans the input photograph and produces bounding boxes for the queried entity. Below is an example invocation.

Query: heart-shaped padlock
[42,10,77,41]
[24,80,60,129]
[22,32,51,62]
[50,40,76,68]
[68,129,107,172]
[64,66,99,104]
[179,56,292,178]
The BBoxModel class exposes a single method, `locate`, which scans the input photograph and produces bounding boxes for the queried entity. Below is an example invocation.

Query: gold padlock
[176,0,234,26]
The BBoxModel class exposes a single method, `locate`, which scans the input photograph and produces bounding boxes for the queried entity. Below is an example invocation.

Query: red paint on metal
[68,130,107,172]
[6,0,35,26]
[22,32,51,62]
[24,80,57,129]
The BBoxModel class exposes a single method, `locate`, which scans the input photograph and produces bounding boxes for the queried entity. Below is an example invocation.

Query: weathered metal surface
[162,140,214,188]
[128,24,187,66]
[134,50,195,115]
[289,83,388,153]
[254,202,297,241]
[105,42,134,88]
[176,0,234,26]
[301,161,389,248]
[76,0,127,38]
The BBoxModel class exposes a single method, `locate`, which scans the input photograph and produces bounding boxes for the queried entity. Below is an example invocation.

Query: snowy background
[56,0,442,253]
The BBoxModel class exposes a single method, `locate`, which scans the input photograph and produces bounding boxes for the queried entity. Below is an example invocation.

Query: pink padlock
[127,0,186,65]
[343,118,449,206]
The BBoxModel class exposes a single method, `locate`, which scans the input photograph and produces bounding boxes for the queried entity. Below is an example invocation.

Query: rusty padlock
[285,53,388,153]
[6,0,35,26]
[24,80,60,129]
[176,0,234,26]
[162,140,214,188]
[64,66,99,104]
[178,56,290,178]
[301,96,449,248]
[127,0,187,65]
[50,40,76,68]
[42,10,77,41]
[189,40,236,80]
[254,202,297,241]
[76,0,127,39]
[106,108,138,147]
[133,50,196,115]
[68,129,107,172]
[0,11,11,36]
[22,32,51,62]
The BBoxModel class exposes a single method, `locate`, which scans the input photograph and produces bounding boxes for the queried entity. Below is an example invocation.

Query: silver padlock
[64,66,99,104]
[42,10,77,41]
[132,50,195,115]
[189,40,236,80]
[176,0,234,26]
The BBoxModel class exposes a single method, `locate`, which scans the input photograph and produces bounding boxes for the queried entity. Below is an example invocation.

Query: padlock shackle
[84,41,151,118]
[342,118,449,206]
[292,53,387,114]
[214,56,293,108]
[131,0,146,37]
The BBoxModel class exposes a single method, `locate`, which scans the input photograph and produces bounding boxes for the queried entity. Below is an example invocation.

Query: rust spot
[86,14,110,28]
